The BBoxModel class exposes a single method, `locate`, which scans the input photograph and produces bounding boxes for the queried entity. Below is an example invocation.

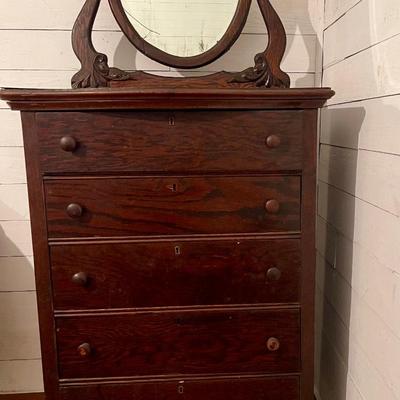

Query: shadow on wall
[315,106,366,400]
[110,0,318,87]
[0,221,42,389]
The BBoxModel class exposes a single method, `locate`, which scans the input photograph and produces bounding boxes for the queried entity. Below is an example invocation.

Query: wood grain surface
[56,308,300,379]
[58,376,299,400]
[45,176,301,238]
[35,110,303,174]
[50,238,301,310]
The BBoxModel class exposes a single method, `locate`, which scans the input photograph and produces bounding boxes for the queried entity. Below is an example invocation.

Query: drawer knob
[77,343,91,357]
[60,136,78,152]
[266,135,281,148]
[66,203,83,218]
[266,267,282,281]
[72,272,89,287]
[265,199,280,214]
[266,337,280,352]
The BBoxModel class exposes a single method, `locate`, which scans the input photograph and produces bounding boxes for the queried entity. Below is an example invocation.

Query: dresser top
[0,87,334,111]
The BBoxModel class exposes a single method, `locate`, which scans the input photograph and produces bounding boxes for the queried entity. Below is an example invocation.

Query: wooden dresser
[0,87,333,400]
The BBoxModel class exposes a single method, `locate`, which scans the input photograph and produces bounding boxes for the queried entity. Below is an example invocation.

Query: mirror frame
[71,0,290,90]
[108,0,252,69]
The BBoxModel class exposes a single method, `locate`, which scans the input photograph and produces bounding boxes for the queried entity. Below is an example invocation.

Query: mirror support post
[230,0,290,88]
[71,0,133,88]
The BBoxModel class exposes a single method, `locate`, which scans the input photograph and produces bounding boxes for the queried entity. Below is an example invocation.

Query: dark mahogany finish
[45,176,301,238]
[56,308,300,379]
[59,376,300,400]
[35,110,303,174]
[0,86,334,400]
[50,238,301,310]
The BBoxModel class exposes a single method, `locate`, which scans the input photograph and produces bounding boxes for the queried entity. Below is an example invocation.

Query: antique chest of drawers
[0,88,333,400]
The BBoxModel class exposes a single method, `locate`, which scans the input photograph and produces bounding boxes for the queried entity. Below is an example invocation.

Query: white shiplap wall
[0,0,321,393]
[315,0,400,399]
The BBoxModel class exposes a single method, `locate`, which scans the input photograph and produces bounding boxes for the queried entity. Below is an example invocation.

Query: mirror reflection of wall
[121,0,240,57]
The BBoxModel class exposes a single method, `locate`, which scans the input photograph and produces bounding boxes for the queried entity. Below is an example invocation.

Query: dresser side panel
[20,111,58,399]
[300,109,318,400]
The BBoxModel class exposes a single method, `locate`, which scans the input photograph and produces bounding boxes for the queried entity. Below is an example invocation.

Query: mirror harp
[71,0,290,89]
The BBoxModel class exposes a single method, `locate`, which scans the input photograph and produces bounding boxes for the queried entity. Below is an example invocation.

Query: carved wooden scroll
[71,0,133,88]
[230,0,290,88]
[71,0,290,89]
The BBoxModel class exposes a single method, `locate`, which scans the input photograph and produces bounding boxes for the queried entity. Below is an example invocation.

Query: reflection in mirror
[120,0,240,57]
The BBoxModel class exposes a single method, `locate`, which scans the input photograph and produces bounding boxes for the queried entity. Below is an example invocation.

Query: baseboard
[0,394,45,400]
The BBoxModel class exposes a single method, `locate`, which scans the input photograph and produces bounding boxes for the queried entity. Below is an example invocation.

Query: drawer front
[59,376,299,400]
[51,239,301,310]
[45,176,301,238]
[36,111,303,174]
[56,309,300,379]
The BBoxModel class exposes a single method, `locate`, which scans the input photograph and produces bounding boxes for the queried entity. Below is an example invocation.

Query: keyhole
[169,116,175,126]
[167,183,177,192]
[178,385,184,394]
[175,246,181,256]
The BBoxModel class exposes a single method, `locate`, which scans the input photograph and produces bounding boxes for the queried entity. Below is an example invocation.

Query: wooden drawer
[51,238,301,310]
[36,110,303,174]
[45,176,301,238]
[56,308,300,379]
[59,376,299,400]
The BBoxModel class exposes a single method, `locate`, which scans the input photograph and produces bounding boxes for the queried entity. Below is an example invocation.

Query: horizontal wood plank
[0,31,315,74]
[317,181,400,275]
[316,254,400,395]
[0,221,33,257]
[319,144,400,216]
[324,0,400,67]
[0,0,318,35]
[0,185,30,221]
[0,360,43,394]
[320,95,400,155]
[0,256,35,292]
[0,148,26,184]
[323,34,400,105]
[0,292,40,360]
[324,0,361,28]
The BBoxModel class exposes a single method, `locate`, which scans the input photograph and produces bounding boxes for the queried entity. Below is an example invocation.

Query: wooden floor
[0,394,45,400]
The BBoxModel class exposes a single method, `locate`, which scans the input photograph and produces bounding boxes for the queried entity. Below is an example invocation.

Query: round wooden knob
[72,272,89,287]
[66,203,83,218]
[265,135,281,148]
[266,267,282,281]
[60,136,78,152]
[266,337,280,352]
[77,343,91,357]
[265,199,280,214]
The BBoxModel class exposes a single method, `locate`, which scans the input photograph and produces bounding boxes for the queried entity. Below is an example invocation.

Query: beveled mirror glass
[120,0,240,57]
[109,0,252,68]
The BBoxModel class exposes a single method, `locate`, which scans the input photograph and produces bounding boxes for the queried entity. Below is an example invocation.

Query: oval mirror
[109,0,251,69]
